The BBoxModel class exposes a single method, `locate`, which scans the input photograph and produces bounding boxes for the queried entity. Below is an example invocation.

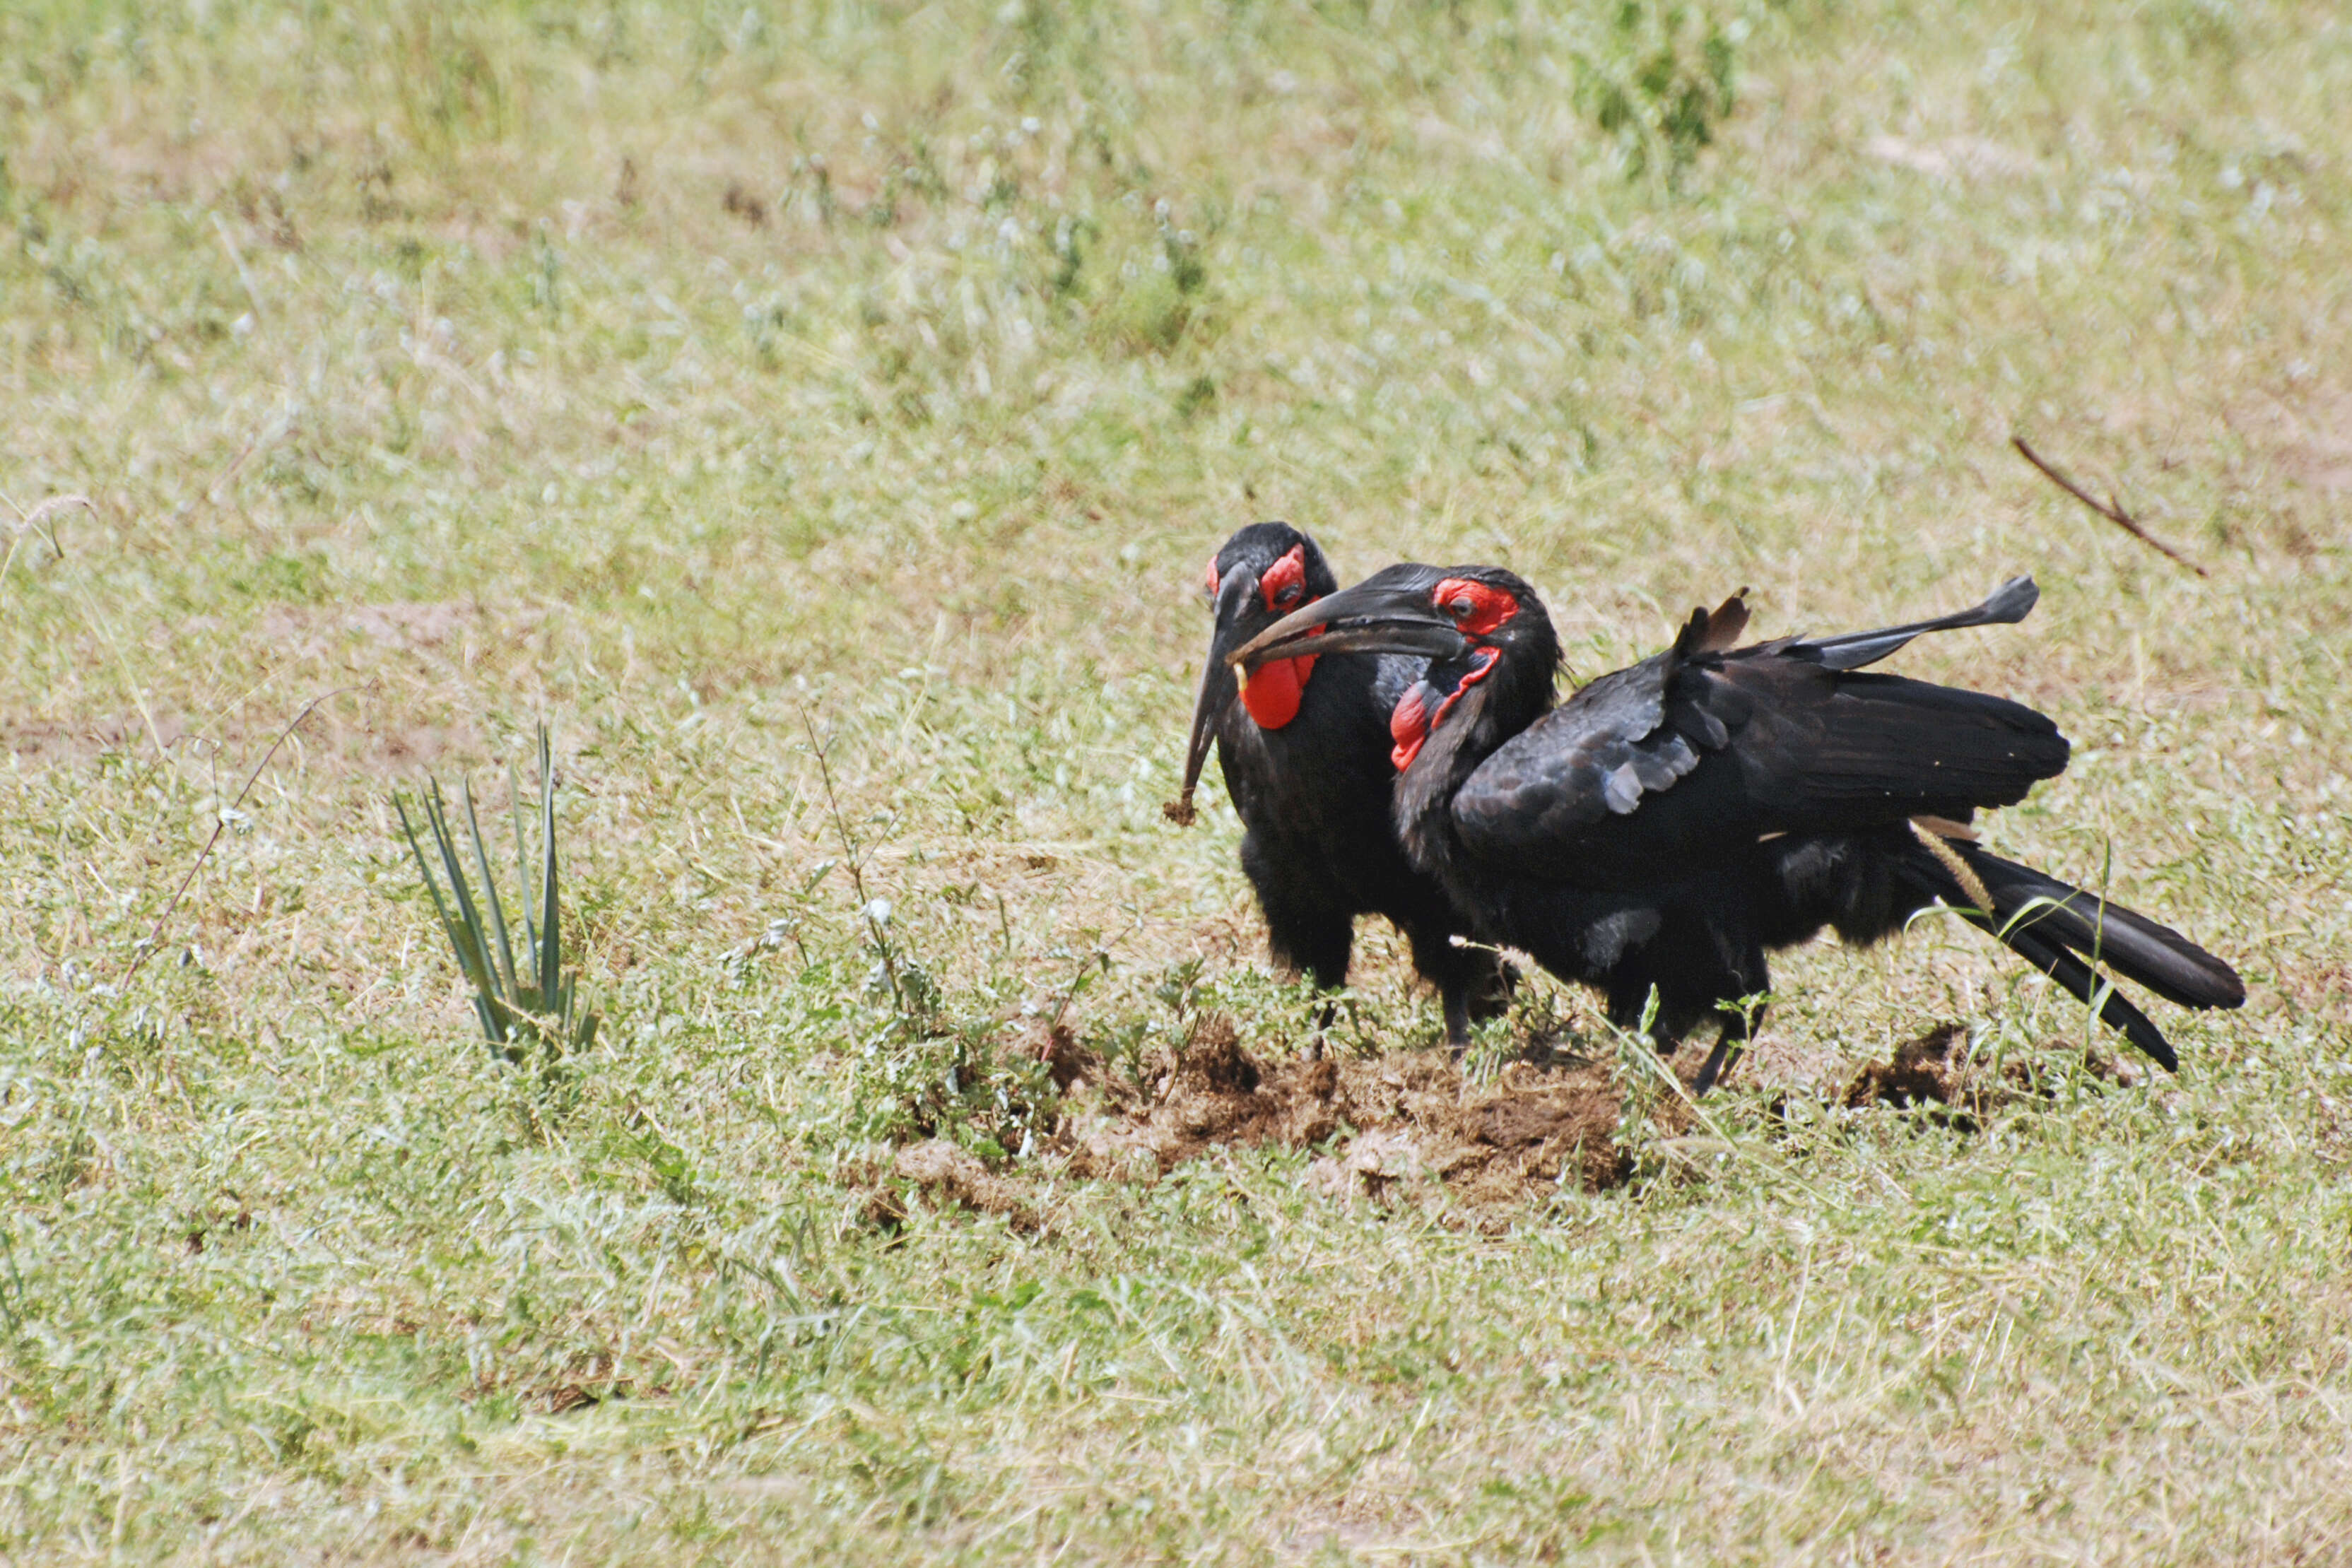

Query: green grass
[4,0,2350,1560]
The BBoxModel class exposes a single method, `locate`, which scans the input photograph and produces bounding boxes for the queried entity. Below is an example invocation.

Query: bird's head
[1166,523,1342,825]
[1230,562,1559,770]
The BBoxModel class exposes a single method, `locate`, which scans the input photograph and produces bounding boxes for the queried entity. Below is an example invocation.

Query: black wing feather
[1452,586,2065,882]
[1795,575,2040,671]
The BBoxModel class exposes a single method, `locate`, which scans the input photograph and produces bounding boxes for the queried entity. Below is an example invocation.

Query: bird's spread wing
[1452,587,2066,882]
[1452,596,1748,866]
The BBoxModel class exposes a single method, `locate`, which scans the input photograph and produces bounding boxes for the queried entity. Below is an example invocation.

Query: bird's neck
[1393,643,1556,865]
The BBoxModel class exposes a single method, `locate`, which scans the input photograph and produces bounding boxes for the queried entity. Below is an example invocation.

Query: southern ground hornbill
[1167,523,1507,1047]
[1232,562,2244,1089]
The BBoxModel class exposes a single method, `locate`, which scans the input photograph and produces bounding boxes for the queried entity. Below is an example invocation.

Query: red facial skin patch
[1258,545,1310,613]
[1237,544,1322,730]
[1390,649,1498,770]
[1204,554,1221,596]
[1432,577,1519,639]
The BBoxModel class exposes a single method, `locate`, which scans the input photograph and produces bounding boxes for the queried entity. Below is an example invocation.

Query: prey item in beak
[1164,567,1259,827]
[1229,562,1468,671]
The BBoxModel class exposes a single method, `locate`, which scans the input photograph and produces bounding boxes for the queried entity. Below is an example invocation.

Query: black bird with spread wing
[1168,524,1507,1047]
[1232,563,2243,1088]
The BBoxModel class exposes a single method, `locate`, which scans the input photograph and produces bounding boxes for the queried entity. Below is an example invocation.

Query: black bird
[1233,563,2244,1088]
[1169,523,1507,1047]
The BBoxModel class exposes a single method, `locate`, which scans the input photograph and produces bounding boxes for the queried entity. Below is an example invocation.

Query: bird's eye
[1276,584,1302,606]
[1449,598,1474,620]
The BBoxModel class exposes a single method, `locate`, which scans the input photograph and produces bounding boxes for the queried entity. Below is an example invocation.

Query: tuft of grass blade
[393,723,599,1101]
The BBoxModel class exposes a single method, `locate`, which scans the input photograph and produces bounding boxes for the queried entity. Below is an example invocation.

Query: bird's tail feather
[1955,846,2245,1011]
[1982,917,2180,1071]
[1896,839,2244,1071]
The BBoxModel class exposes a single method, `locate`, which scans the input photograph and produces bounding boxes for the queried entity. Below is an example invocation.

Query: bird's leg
[1262,902,1350,1063]
[1406,926,1507,1060]
[1693,1001,1761,1096]
[1467,948,1517,1025]
[1442,983,1473,1059]
[1606,978,1678,1056]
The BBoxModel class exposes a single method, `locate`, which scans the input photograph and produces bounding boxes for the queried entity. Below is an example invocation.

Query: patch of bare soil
[250,599,543,656]
[2242,387,2352,497]
[1838,1022,2146,1130]
[0,709,481,776]
[876,1018,2166,1231]
[881,1015,1698,1233]
[1863,133,2038,182]
[871,1140,1045,1234]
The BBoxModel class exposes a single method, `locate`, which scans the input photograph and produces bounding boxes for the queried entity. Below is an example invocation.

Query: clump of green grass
[791,712,1069,1162]
[395,724,598,1102]
[1577,0,1743,183]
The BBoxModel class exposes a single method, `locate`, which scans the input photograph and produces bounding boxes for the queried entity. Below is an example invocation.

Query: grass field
[4,0,2350,1560]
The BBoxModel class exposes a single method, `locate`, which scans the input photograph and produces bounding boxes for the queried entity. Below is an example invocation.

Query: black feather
[1956,847,2246,1011]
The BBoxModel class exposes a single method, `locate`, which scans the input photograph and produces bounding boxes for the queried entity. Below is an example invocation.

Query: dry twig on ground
[2011,435,2209,577]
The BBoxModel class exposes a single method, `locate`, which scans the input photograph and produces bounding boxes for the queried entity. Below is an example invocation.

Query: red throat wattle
[1241,652,1317,729]
[1389,683,1433,770]
[1230,543,1322,730]
[1389,649,1499,770]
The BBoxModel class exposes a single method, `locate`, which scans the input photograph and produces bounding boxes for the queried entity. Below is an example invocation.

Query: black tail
[1898,840,2243,1071]
[1960,847,2245,1010]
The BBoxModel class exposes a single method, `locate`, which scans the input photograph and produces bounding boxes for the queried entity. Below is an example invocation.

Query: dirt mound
[878,1017,2147,1230]
[883,1015,1695,1231]
[1840,1022,2147,1128]
[1058,1017,1669,1204]
[1843,1022,1990,1118]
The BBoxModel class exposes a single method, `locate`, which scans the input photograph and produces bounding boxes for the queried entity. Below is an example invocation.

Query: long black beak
[1165,568,1259,827]
[1229,564,1465,671]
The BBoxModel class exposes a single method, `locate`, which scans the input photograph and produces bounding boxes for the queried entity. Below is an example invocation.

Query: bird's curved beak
[1229,565,1464,670]
[1166,568,1260,827]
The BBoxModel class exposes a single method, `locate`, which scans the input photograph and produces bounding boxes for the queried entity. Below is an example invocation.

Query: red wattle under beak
[1390,682,1433,770]
[1388,652,1497,770]
[1239,622,1322,731]
[1240,653,1315,729]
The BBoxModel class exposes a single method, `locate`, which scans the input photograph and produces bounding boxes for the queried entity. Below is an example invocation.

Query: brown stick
[2011,435,2209,578]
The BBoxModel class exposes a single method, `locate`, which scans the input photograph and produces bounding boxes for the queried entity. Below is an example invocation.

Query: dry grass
[3,0,2350,1561]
